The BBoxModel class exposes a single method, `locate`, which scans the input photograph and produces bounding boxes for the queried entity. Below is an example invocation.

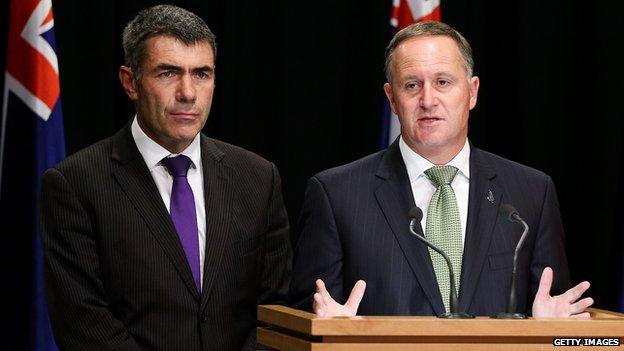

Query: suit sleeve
[40,168,141,350]
[257,163,292,305]
[528,176,571,312]
[286,176,345,311]
[246,163,292,351]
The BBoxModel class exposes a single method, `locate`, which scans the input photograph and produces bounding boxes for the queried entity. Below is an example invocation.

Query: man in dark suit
[40,5,290,350]
[287,21,592,318]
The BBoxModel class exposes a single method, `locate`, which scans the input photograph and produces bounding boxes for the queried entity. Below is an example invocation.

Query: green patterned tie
[425,165,462,313]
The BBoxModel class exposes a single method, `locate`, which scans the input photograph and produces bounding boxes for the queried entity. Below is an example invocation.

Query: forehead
[142,35,215,67]
[393,35,465,76]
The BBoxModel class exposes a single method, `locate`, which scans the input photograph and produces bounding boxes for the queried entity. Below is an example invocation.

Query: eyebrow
[155,64,182,72]
[155,64,214,73]
[400,72,456,81]
[192,65,214,74]
[401,74,421,81]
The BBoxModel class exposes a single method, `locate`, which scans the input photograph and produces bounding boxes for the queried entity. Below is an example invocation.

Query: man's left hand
[532,267,594,319]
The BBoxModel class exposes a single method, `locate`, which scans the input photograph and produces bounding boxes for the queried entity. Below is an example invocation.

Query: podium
[258,305,624,350]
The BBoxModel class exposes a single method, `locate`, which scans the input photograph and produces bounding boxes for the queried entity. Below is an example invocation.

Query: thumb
[315,279,328,295]
[536,266,553,300]
[344,280,367,313]
[315,279,334,303]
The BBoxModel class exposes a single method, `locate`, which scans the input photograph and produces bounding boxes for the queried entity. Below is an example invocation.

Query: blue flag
[1,0,64,349]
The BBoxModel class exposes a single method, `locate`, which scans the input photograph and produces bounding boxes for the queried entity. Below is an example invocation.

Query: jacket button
[201,313,208,323]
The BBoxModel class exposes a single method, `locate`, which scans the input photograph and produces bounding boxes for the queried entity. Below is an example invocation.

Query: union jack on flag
[390,0,441,30]
[381,0,441,148]
[3,0,60,122]
[1,0,64,349]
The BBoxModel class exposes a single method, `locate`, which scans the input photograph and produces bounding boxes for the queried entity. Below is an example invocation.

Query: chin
[175,133,198,142]
[413,132,446,146]
[170,125,200,136]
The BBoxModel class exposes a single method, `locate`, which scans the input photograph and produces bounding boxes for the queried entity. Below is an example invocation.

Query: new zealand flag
[1,0,64,349]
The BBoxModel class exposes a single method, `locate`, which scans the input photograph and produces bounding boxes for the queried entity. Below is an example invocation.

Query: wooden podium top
[257,305,624,351]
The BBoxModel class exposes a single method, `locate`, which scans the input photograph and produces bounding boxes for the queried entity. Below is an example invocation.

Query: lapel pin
[486,190,495,203]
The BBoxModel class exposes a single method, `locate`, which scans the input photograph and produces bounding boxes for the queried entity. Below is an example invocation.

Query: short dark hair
[122,4,216,78]
[384,21,474,83]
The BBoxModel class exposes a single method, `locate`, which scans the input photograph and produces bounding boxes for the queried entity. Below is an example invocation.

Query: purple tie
[161,155,201,292]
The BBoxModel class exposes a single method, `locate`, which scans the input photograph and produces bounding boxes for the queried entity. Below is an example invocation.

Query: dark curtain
[1,0,623,348]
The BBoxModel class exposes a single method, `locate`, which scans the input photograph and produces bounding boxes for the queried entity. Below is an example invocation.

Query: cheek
[445,93,471,116]
[202,86,215,103]
[137,98,158,123]
[139,90,166,115]
[395,95,418,116]
[393,100,413,128]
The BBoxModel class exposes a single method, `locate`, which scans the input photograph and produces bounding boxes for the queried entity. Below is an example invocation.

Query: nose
[176,74,196,103]
[419,83,437,110]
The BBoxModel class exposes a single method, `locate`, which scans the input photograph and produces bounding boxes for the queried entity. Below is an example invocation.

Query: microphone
[408,207,474,319]
[492,204,529,319]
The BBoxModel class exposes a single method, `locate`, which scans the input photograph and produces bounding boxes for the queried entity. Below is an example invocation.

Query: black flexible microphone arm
[409,218,460,314]
[501,204,530,315]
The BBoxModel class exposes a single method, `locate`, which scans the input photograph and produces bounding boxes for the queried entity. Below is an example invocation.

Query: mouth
[417,116,443,125]
[169,112,199,120]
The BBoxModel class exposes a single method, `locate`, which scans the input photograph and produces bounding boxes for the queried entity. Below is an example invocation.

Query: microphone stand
[492,208,529,319]
[409,219,474,319]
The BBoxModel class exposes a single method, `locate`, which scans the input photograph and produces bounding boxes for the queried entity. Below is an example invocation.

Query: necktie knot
[425,165,459,187]
[161,155,193,178]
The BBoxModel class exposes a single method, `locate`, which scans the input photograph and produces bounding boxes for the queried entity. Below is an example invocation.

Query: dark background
[1,0,623,348]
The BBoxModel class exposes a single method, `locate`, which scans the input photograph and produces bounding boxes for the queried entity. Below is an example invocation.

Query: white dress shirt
[131,117,206,288]
[399,137,471,245]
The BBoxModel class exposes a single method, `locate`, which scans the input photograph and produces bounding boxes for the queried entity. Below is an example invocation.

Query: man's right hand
[313,279,366,317]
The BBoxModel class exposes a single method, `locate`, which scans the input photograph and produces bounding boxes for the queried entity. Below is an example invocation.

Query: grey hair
[122,4,216,78]
[384,21,474,83]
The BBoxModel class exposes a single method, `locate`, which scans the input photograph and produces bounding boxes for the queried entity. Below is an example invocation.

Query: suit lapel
[199,137,234,311]
[110,124,200,301]
[374,140,445,315]
[459,146,502,312]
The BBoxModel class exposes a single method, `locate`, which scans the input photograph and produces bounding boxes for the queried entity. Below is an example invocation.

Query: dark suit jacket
[287,139,569,316]
[41,123,291,350]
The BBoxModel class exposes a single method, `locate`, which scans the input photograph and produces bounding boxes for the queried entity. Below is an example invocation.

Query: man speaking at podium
[288,21,592,319]
[40,5,290,350]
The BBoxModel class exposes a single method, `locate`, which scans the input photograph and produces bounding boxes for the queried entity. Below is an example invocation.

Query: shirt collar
[131,116,201,170]
[399,137,471,183]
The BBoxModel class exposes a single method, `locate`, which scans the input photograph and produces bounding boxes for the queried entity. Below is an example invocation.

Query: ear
[383,83,398,115]
[468,76,480,110]
[119,66,139,101]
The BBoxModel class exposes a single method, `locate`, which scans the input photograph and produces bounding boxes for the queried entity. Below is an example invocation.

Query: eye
[437,78,452,87]
[404,82,420,91]
[158,71,176,78]
[194,71,211,79]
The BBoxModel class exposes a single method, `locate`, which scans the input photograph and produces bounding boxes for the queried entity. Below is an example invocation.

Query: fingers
[312,292,325,316]
[535,267,553,299]
[561,281,591,304]
[313,279,333,317]
[313,279,366,318]
[315,279,328,296]
[570,312,591,320]
[315,279,334,304]
[570,297,594,315]
[344,280,367,314]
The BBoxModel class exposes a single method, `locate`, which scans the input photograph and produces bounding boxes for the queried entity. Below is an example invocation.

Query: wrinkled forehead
[141,35,215,66]
[392,36,467,76]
